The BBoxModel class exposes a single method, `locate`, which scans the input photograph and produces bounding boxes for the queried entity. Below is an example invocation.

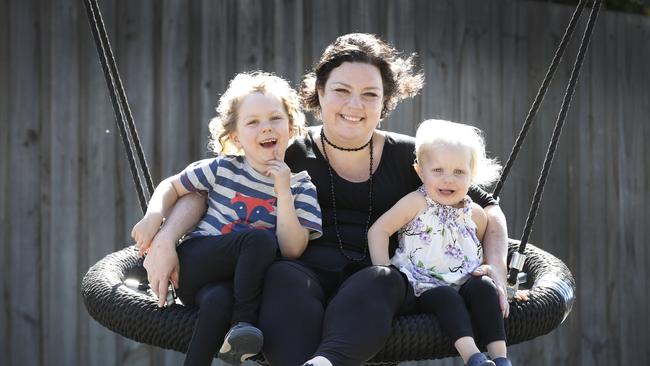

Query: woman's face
[318,62,384,144]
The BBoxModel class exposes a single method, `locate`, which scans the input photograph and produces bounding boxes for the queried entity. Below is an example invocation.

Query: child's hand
[131,213,164,256]
[266,149,291,197]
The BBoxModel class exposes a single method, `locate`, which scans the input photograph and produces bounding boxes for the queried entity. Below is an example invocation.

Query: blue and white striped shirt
[179,155,322,240]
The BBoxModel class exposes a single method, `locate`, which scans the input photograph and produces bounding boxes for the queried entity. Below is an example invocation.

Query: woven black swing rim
[82,240,575,364]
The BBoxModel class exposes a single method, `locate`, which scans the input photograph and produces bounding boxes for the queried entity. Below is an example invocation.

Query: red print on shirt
[221,192,276,234]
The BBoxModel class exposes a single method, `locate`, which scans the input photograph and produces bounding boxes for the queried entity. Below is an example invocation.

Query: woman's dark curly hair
[301,33,424,119]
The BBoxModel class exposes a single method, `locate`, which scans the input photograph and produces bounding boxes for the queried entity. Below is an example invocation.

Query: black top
[285,128,497,280]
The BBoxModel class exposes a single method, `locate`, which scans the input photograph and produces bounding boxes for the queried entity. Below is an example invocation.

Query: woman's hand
[143,233,180,308]
[472,264,509,318]
[131,213,163,256]
[140,193,207,307]
[479,205,510,317]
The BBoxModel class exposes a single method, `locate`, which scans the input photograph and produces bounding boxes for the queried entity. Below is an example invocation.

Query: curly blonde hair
[208,71,306,155]
[301,33,424,119]
[415,119,502,188]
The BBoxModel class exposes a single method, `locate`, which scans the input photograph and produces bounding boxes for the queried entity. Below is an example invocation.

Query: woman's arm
[144,193,207,307]
[470,202,488,242]
[368,191,424,265]
[473,204,510,317]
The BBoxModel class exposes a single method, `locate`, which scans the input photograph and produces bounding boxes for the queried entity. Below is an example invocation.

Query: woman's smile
[318,62,384,146]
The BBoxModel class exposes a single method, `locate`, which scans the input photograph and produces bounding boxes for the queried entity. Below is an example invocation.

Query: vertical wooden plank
[198,0,235,156]
[634,17,650,363]
[159,0,192,177]
[304,0,341,126]
[601,11,623,366]
[77,0,120,364]
[8,0,44,364]
[0,0,10,359]
[383,0,417,136]
[556,2,588,365]
[235,0,264,71]
[310,0,341,74]
[187,0,203,161]
[45,0,81,364]
[417,0,461,122]
[458,0,500,131]
[115,0,157,261]
[577,6,610,366]
[347,0,387,35]
[495,0,530,227]
[642,15,650,366]
[530,3,576,364]
[617,12,648,366]
[118,1,173,364]
[273,0,305,85]
[38,0,54,362]
[118,0,157,181]
[156,3,193,364]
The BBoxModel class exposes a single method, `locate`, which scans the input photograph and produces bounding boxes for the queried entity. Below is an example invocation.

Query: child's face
[231,92,291,173]
[415,143,472,207]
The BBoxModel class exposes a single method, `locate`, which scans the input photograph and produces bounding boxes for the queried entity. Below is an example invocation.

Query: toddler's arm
[266,153,310,258]
[131,175,191,255]
[275,190,310,258]
[368,191,425,265]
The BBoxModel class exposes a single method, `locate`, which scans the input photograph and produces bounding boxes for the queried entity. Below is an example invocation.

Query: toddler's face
[416,143,472,207]
[231,92,291,173]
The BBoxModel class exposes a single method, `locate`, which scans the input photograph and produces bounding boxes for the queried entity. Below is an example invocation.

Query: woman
[143,33,509,366]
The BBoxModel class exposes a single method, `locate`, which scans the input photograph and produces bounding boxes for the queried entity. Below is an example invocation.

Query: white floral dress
[391,186,483,296]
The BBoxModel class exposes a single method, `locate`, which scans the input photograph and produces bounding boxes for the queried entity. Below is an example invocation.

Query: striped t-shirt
[179,155,322,240]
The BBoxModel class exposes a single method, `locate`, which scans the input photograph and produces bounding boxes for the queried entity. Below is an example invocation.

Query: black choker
[321,130,372,152]
[319,128,374,262]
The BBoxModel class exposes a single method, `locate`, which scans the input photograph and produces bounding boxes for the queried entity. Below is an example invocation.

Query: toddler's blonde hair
[208,71,305,155]
[415,119,501,187]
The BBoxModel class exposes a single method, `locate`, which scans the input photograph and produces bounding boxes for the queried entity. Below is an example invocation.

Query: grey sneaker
[492,357,513,366]
[467,353,496,366]
[218,322,263,365]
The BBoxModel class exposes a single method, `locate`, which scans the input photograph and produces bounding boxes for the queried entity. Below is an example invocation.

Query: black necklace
[321,130,372,151]
[319,128,373,262]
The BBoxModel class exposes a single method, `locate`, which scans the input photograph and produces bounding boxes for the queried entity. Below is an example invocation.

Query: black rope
[493,0,587,198]
[507,0,602,285]
[83,0,154,214]
[88,0,155,197]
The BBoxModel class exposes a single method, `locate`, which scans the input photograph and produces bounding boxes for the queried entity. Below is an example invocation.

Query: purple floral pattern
[392,186,483,296]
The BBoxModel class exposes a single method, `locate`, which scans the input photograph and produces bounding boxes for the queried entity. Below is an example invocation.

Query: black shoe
[218,322,263,365]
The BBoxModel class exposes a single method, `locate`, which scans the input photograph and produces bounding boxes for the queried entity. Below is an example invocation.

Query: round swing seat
[81,240,575,365]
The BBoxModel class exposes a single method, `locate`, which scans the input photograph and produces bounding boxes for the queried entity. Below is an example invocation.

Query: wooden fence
[1,0,649,365]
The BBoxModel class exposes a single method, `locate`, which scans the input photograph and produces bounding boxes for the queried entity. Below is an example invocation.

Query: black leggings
[175,229,278,366]
[257,261,407,366]
[405,276,505,345]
